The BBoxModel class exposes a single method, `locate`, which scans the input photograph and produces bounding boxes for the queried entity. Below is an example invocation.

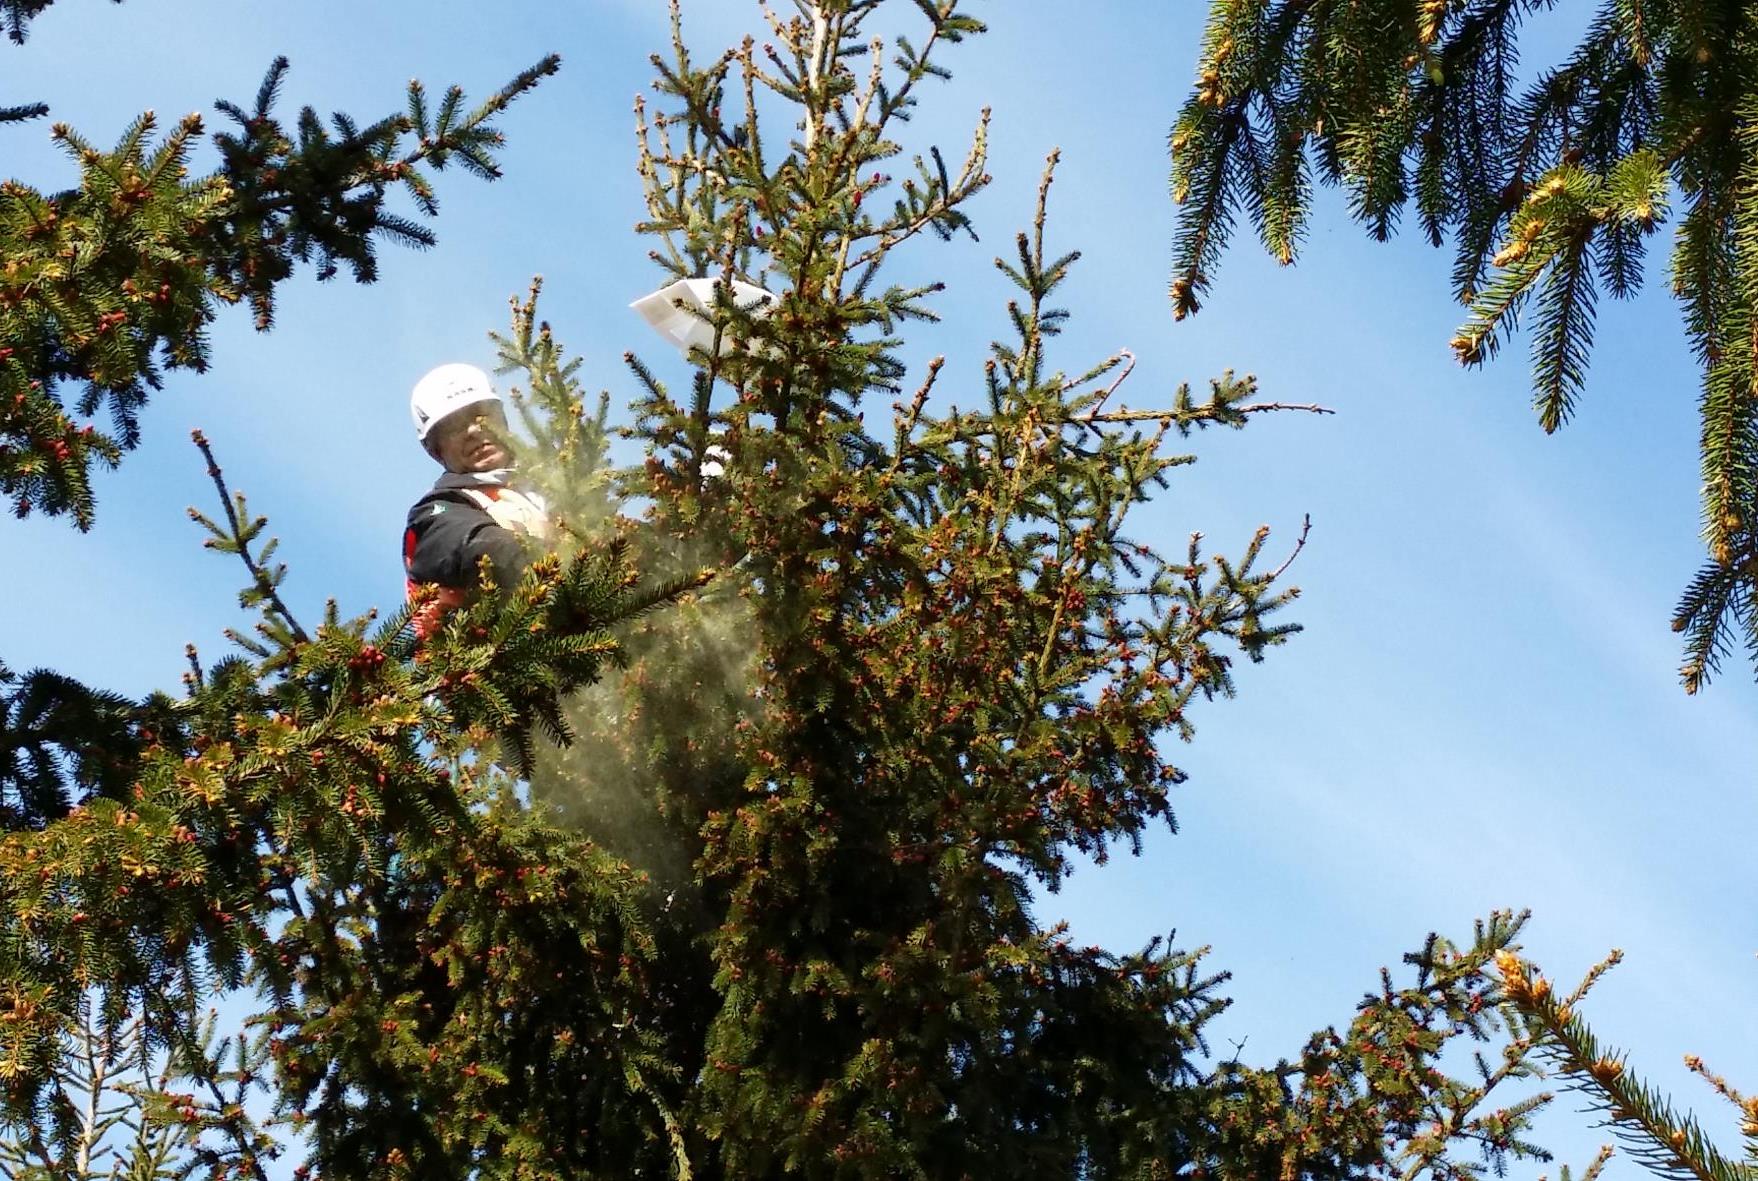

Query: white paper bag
[630,277,777,358]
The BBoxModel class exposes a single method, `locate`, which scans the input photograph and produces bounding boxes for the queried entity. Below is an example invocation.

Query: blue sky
[5,1,1755,1173]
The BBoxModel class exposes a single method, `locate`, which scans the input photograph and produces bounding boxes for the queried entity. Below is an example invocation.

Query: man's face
[432,404,513,472]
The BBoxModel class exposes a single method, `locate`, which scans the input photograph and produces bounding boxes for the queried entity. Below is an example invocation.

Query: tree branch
[190,430,311,646]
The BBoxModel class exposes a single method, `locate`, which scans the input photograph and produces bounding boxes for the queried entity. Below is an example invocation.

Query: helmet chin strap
[435,467,516,489]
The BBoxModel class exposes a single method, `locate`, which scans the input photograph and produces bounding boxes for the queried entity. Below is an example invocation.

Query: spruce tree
[3,2,1596,1177]
[1170,0,1758,693]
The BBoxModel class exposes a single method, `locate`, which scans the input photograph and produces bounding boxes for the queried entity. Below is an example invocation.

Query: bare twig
[803,2,831,150]
[74,995,110,1177]
[1070,349,1139,420]
[1581,1144,1617,1181]
[1269,513,1312,581]
[889,356,944,474]
[1682,1053,1746,1108]
[1096,348,1135,408]
[1086,400,1336,426]
[1563,948,1624,1007]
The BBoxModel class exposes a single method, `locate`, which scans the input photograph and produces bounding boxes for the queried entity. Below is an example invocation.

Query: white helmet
[410,363,502,447]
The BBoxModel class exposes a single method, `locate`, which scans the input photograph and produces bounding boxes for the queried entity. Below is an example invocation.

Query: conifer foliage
[0,0,82,46]
[2,432,694,1177]
[2,1,1586,1177]
[1492,946,1758,1181]
[0,9,559,871]
[0,42,557,529]
[1170,0,1758,692]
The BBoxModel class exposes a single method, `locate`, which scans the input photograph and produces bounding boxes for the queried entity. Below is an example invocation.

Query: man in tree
[403,362,553,636]
[0,3,1578,1176]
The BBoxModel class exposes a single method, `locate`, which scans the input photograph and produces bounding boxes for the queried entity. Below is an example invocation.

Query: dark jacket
[403,483,530,591]
[404,476,552,639]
